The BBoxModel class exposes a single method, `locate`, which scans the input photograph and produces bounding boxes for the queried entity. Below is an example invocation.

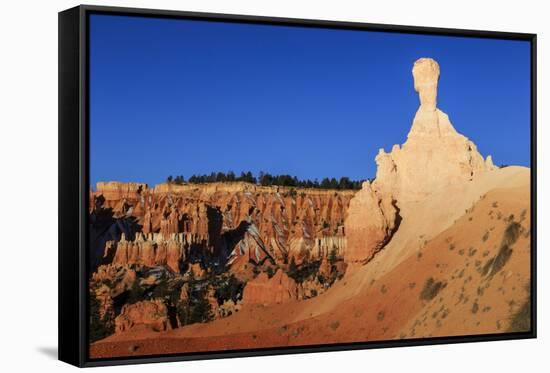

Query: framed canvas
[58,5,537,367]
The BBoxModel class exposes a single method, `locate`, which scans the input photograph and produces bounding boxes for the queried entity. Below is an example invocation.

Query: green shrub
[178,289,213,326]
[126,280,145,305]
[188,295,213,324]
[508,297,531,332]
[329,248,338,265]
[419,277,446,301]
[152,280,181,305]
[252,266,260,277]
[287,258,321,283]
[482,222,521,277]
[214,274,245,304]
[503,221,521,245]
[89,290,114,343]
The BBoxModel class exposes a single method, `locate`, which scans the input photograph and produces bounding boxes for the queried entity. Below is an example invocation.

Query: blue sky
[89,14,531,187]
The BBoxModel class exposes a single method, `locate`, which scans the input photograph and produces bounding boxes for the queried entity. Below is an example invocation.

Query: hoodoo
[375,58,496,202]
[344,58,497,263]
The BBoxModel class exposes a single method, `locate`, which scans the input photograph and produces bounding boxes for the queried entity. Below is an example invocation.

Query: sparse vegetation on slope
[482,221,522,277]
[89,289,114,343]
[508,297,531,332]
[213,274,246,305]
[287,258,321,284]
[508,283,531,333]
[419,277,447,301]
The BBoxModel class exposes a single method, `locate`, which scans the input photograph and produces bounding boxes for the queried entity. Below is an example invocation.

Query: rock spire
[344,58,496,263]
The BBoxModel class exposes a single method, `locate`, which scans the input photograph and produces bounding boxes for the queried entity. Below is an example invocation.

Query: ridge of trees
[166,171,367,190]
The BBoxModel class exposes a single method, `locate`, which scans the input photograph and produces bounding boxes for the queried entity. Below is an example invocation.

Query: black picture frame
[58,4,537,368]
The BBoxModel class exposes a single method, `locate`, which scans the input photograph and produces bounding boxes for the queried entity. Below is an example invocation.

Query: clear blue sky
[89,14,531,187]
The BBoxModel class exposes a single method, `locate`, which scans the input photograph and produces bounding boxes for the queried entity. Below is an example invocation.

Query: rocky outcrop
[344,181,398,263]
[374,58,496,202]
[93,285,114,322]
[91,182,354,270]
[114,299,170,333]
[318,257,332,277]
[242,269,299,305]
[106,233,187,273]
[92,264,137,298]
[218,299,243,318]
[90,264,138,322]
[299,278,326,299]
[344,58,496,264]
[95,181,148,204]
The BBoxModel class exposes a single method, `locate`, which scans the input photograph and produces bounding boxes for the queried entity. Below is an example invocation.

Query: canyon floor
[90,166,531,359]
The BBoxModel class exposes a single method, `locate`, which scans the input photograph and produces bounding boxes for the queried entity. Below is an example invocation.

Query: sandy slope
[90,167,531,358]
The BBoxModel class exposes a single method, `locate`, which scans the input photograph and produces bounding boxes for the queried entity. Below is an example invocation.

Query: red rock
[115,299,170,333]
[91,182,354,268]
[95,181,147,204]
[319,257,332,277]
[107,233,186,273]
[344,182,397,263]
[242,269,298,305]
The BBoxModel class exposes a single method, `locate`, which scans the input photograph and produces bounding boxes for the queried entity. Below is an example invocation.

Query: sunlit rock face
[412,57,440,111]
[344,181,397,263]
[344,58,496,264]
[90,182,354,272]
[114,299,171,333]
[375,57,496,202]
[241,269,299,305]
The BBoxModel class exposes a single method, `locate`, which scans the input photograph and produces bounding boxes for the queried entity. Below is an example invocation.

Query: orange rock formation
[115,299,171,333]
[242,269,299,305]
[90,182,353,271]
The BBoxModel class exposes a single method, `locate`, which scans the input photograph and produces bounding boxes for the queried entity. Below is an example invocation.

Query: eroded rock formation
[374,58,496,202]
[106,233,186,273]
[114,299,171,333]
[91,182,353,271]
[242,269,299,305]
[344,181,398,263]
[344,58,496,263]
